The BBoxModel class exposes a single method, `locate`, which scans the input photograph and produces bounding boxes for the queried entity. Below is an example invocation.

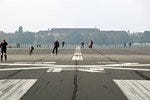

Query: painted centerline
[72,46,83,61]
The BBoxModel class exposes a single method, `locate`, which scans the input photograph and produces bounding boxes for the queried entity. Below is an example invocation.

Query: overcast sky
[0,0,149,32]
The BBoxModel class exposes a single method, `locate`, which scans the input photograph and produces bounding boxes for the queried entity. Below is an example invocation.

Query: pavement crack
[134,71,150,80]
[71,74,78,100]
[4,70,22,79]
[92,49,119,63]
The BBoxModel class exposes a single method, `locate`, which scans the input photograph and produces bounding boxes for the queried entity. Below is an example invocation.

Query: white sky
[0,0,149,32]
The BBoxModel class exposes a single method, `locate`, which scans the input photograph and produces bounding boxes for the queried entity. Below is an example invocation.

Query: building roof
[49,28,100,33]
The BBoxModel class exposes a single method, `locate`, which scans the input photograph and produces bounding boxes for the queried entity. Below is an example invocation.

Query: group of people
[81,40,93,48]
[124,42,132,48]
[0,39,135,62]
[52,40,94,55]
[0,39,93,61]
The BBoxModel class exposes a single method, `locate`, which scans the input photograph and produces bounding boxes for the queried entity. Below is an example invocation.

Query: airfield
[0,46,150,100]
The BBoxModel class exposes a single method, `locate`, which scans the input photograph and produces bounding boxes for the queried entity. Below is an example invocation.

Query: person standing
[62,41,65,47]
[81,42,84,48]
[29,46,34,55]
[0,40,8,61]
[129,42,132,47]
[89,40,93,48]
[124,43,126,48]
[52,40,60,55]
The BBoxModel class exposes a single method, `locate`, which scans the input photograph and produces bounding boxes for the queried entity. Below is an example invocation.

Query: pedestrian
[0,40,8,61]
[129,42,132,47]
[29,46,34,55]
[89,40,93,48]
[124,43,126,48]
[52,40,60,55]
[81,42,84,48]
[62,41,65,47]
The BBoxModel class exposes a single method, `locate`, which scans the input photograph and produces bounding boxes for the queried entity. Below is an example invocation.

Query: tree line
[0,30,150,46]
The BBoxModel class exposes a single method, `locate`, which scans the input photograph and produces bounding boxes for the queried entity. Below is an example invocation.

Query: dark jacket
[54,41,59,47]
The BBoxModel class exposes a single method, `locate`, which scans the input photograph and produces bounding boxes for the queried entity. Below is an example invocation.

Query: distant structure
[49,28,100,34]
[36,28,129,45]
[18,26,23,33]
[37,28,100,38]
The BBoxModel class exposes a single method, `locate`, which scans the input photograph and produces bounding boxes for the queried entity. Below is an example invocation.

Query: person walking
[0,40,8,61]
[89,40,93,48]
[52,40,60,55]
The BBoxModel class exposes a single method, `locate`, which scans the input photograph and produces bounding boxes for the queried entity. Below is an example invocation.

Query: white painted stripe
[0,67,51,71]
[47,68,63,72]
[0,79,37,100]
[98,62,118,64]
[1,65,149,71]
[103,67,150,71]
[0,63,55,67]
[78,68,104,73]
[114,80,150,100]
[0,64,150,72]
[74,52,82,56]
[72,56,83,60]
[14,62,56,64]
[104,63,142,67]
[98,62,139,64]
[72,46,83,61]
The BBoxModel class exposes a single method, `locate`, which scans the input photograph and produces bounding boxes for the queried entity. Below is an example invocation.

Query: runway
[0,46,150,100]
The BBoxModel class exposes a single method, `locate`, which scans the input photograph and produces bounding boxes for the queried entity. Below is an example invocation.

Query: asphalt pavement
[0,46,150,100]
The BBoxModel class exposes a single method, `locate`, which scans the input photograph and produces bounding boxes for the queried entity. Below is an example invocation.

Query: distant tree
[0,32,9,42]
[143,31,150,43]
[66,32,83,45]
[8,31,35,45]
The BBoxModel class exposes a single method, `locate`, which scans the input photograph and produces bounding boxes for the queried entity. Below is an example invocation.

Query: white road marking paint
[114,80,150,100]
[72,46,83,61]
[14,62,56,64]
[0,79,37,100]
[78,68,104,73]
[0,62,150,72]
[0,65,150,72]
[98,62,139,65]
[0,67,51,71]
[104,63,142,67]
[98,62,118,64]
[0,62,55,67]
[103,67,150,71]
[47,68,63,72]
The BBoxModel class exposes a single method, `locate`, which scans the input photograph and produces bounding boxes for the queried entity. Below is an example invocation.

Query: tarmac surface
[0,46,150,100]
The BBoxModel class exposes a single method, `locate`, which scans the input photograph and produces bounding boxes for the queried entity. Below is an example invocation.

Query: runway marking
[0,79,37,100]
[0,62,55,67]
[72,46,83,61]
[98,62,139,65]
[78,68,104,73]
[0,62,150,72]
[14,62,56,64]
[114,80,150,100]
[47,68,63,72]
[98,62,119,64]
[103,67,150,71]
[0,67,51,71]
